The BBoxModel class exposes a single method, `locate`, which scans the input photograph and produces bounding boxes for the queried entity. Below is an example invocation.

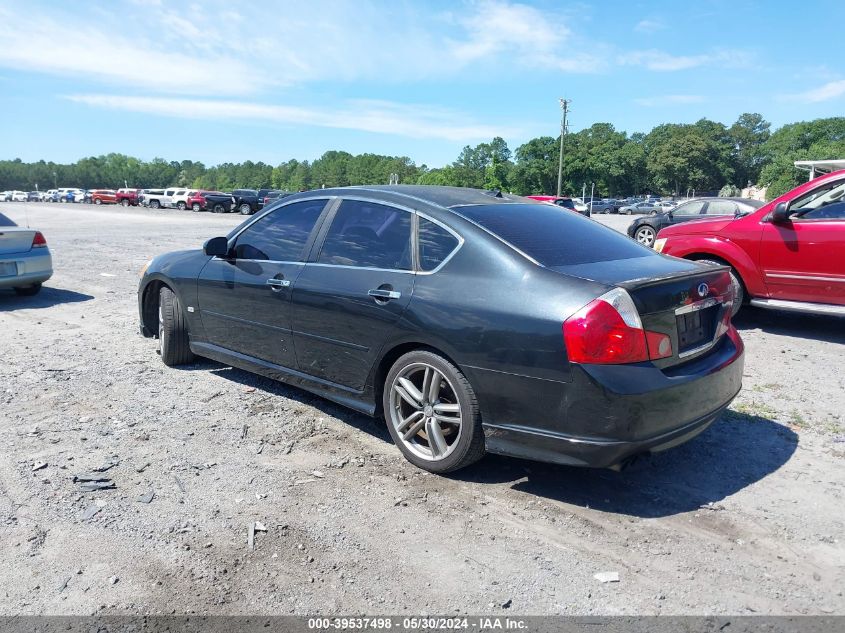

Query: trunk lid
[552,255,735,367]
[0,227,36,255]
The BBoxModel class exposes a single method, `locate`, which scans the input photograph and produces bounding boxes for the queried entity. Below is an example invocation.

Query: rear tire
[14,283,42,296]
[192,203,202,212]
[158,286,194,366]
[121,198,130,207]
[94,198,102,205]
[698,259,744,317]
[150,199,161,209]
[383,350,485,473]
[177,201,186,210]
[212,203,225,214]
[239,203,252,215]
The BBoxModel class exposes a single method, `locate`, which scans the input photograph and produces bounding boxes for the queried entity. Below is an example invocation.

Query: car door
[291,198,416,391]
[759,178,845,305]
[196,198,331,367]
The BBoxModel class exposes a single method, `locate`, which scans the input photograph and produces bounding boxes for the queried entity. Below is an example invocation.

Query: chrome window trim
[415,211,464,275]
[228,196,337,243]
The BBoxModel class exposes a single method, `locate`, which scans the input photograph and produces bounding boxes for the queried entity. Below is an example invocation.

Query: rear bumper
[477,331,744,468]
[0,251,53,288]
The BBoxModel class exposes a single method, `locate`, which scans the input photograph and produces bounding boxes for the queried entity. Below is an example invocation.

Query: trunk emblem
[697,282,710,298]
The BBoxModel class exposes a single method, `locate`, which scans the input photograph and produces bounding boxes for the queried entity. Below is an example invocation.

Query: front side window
[318,200,412,270]
[233,199,326,261]
[789,178,845,220]
[672,201,706,216]
[418,217,460,272]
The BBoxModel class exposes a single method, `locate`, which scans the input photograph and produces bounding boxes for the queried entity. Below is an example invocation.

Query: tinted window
[418,217,459,271]
[799,201,845,220]
[318,200,412,270]
[234,200,326,261]
[704,200,737,215]
[672,201,705,216]
[0,212,16,227]
[455,203,653,266]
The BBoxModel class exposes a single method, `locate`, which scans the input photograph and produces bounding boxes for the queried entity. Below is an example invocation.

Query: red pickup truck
[655,170,845,316]
[115,188,141,207]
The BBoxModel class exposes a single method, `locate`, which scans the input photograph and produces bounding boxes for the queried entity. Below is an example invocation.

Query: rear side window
[318,200,412,270]
[454,203,653,266]
[672,201,705,216]
[233,200,326,261]
[0,212,16,227]
[704,200,736,215]
[418,217,459,271]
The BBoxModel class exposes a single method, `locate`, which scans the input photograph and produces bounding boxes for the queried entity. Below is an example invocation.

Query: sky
[0,0,844,168]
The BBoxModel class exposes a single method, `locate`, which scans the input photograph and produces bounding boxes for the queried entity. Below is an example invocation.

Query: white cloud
[634,95,704,107]
[65,94,520,142]
[780,79,845,103]
[619,48,752,71]
[634,19,666,33]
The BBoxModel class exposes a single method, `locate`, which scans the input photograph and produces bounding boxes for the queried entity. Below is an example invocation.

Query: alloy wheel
[635,226,656,246]
[388,363,462,462]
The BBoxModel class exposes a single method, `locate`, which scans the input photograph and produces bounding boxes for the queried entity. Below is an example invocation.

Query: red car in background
[115,188,141,206]
[90,189,117,205]
[655,169,845,316]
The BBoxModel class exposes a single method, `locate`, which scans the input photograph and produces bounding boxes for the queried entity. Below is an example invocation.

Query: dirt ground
[1,202,843,616]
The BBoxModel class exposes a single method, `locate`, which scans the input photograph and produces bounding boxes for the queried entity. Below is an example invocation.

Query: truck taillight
[31,231,47,248]
[563,288,672,364]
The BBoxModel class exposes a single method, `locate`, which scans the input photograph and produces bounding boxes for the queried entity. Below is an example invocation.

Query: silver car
[0,211,53,295]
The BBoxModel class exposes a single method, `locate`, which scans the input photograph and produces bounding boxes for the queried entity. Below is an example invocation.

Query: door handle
[368,289,401,300]
[266,278,291,288]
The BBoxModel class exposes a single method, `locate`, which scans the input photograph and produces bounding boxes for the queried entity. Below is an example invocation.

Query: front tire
[191,202,202,212]
[383,350,485,473]
[239,203,252,215]
[150,200,161,209]
[177,201,186,210]
[212,203,225,214]
[94,198,102,205]
[14,283,42,296]
[158,286,194,366]
[635,225,656,247]
[121,198,130,207]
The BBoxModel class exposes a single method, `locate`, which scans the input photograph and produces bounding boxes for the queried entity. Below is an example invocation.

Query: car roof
[680,197,765,208]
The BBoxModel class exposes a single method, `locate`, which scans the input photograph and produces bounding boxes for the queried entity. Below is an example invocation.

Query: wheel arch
[370,340,464,419]
[670,237,765,299]
[139,276,183,337]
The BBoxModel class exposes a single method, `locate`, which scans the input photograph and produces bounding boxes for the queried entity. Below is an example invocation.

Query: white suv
[168,189,197,210]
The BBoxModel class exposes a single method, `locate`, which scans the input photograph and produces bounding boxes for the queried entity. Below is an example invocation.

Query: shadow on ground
[0,286,94,311]
[735,306,845,344]
[174,357,798,519]
[457,409,798,518]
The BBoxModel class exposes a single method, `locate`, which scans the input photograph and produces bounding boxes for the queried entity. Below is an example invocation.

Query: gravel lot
[1,202,843,616]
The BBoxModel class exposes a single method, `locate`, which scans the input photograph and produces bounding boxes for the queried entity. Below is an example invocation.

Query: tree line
[2,115,843,201]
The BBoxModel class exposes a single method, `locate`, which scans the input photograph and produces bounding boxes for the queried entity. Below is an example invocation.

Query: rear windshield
[0,212,16,227]
[453,203,653,266]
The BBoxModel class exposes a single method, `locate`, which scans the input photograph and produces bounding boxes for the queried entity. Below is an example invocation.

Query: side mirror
[203,236,229,257]
[770,202,791,224]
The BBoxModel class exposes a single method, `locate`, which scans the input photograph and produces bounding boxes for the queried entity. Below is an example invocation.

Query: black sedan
[627,197,765,247]
[138,186,744,473]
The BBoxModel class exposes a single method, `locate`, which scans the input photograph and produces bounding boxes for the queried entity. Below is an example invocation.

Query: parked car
[588,200,618,214]
[169,189,197,211]
[654,201,677,211]
[628,198,764,247]
[26,191,40,202]
[138,186,743,473]
[42,190,58,202]
[262,190,293,207]
[9,191,27,202]
[186,190,234,213]
[0,211,52,295]
[90,189,117,205]
[231,188,263,215]
[619,201,660,215]
[115,188,142,207]
[525,195,589,216]
[139,189,167,208]
[655,170,845,316]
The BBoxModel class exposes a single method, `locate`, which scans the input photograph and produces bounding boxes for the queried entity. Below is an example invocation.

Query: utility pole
[556,98,571,197]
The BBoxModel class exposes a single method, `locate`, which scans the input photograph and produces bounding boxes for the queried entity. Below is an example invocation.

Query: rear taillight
[563,288,672,364]
[31,231,47,248]
[263,197,269,204]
